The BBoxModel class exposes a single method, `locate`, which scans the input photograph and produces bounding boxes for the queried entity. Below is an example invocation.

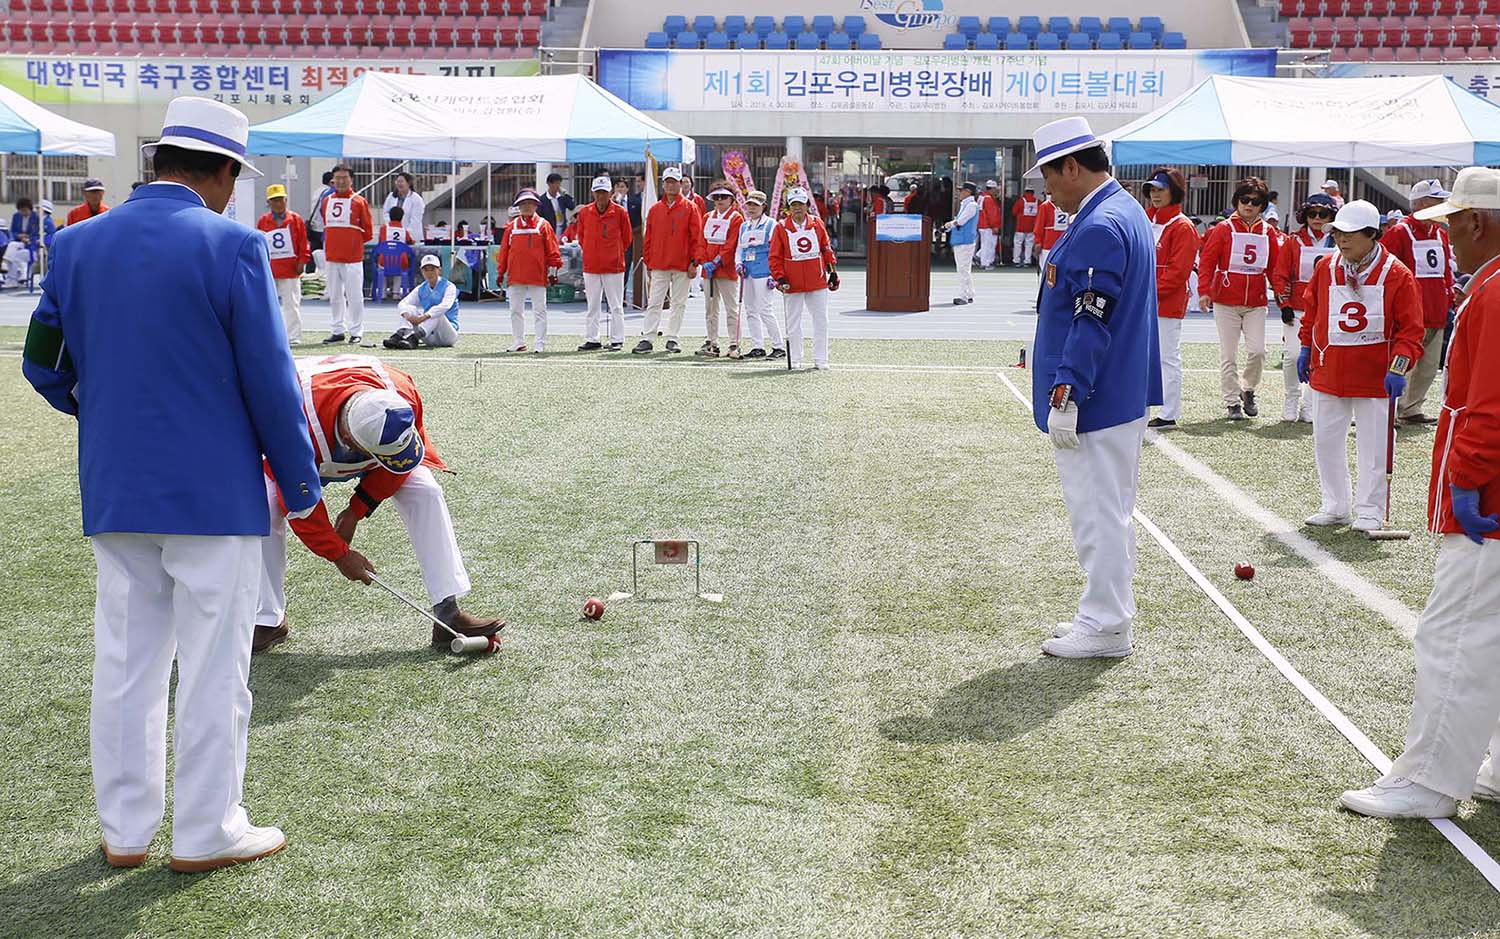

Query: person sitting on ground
[385,255,461,349]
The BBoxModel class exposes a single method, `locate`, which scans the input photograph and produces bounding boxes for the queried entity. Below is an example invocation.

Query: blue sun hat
[346,390,424,474]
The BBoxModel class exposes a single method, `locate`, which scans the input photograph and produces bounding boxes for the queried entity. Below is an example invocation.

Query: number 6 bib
[1326,257,1392,347]
[1411,236,1446,279]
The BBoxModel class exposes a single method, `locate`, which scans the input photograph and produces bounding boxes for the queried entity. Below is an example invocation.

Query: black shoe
[694,341,716,357]
[745,348,767,359]
[321,333,346,344]
[606,342,623,352]
[348,335,362,345]
[632,339,653,354]
[665,340,682,353]
[1147,418,1177,429]
[768,348,787,359]
[952,298,968,305]
[1227,405,1246,421]
[577,341,603,351]
[1241,390,1259,418]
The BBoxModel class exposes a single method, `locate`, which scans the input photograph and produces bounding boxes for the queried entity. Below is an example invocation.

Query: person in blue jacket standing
[1028,117,1163,659]
[21,97,332,873]
[944,181,981,305]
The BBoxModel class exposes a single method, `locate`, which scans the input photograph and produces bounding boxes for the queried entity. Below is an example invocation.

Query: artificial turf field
[3,326,1499,939]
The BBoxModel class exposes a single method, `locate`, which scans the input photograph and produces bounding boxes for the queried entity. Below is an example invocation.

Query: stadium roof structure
[0,84,115,156]
[246,72,695,163]
[1105,74,1500,167]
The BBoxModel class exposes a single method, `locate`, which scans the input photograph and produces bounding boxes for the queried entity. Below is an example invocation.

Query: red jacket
[66,203,108,226]
[1148,205,1199,319]
[320,189,375,264]
[1298,247,1425,398]
[1201,215,1280,307]
[701,208,742,281]
[1380,216,1454,329]
[1034,200,1068,250]
[573,200,632,274]
[266,355,445,562]
[643,196,704,272]
[768,215,835,293]
[979,193,1002,230]
[256,210,312,280]
[1012,194,1039,224]
[687,193,708,216]
[1429,258,1500,537]
[1271,227,1335,313]
[495,213,561,287]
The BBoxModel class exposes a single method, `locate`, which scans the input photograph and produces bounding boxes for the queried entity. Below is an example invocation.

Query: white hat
[141,96,261,179]
[344,390,424,474]
[1387,208,1405,221]
[1026,116,1105,178]
[985,179,998,188]
[708,186,733,198]
[1329,199,1381,233]
[1414,166,1500,221]
[420,254,441,267]
[745,189,767,205]
[513,188,540,206]
[661,166,683,181]
[1408,178,1451,205]
[785,187,810,205]
[591,176,611,192]
[1321,179,1341,190]
[39,199,54,214]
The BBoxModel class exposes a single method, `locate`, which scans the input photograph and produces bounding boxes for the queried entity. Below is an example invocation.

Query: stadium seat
[1476,15,1499,44]
[722,15,745,39]
[1442,43,1469,57]
[1017,15,1042,39]
[1096,31,1123,49]
[1436,0,1460,13]
[764,30,789,49]
[1107,16,1132,37]
[1047,16,1071,36]
[791,28,818,48]
[750,15,774,40]
[956,15,980,38]
[1395,44,1419,58]
[691,15,715,40]
[1035,31,1061,49]
[943,32,967,50]
[974,31,999,50]
[842,15,865,38]
[1005,31,1030,49]
[856,31,880,49]
[662,15,686,42]
[1279,0,1300,17]
[1453,14,1475,44]
[1332,16,1357,44]
[1330,46,1351,59]
[519,16,540,45]
[783,14,805,37]
[704,29,728,49]
[1064,31,1091,49]
[1420,44,1444,58]
[1311,20,1336,44]
[824,30,851,49]
[1127,31,1154,48]
[1427,14,1453,43]
[1370,44,1396,58]
[1139,15,1165,39]
[1350,45,1375,58]
[1077,16,1102,38]
[811,15,835,38]
[1412,0,1436,13]
[987,16,1010,36]
[645,30,668,48]
[1161,31,1187,48]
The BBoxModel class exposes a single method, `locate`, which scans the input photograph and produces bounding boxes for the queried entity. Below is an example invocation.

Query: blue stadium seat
[825,31,852,49]
[692,15,716,40]
[1161,31,1187,48]
[1035,31,1062,49]
[1127,31,1155,49]
[705,30,729,49]
[663,15,687,41]
[943,33,968,50]
[842,15,866,38]
[792,29,820,49]
[723,15,746,39]
[1107,16,1133,37]
[857,32,881,49]
[1139,16,1165,39]
[764,30,790,49]
[974,31,1000,50]
[812,15,835,39]
[987,16,1011,36]
[1065,31,1091,49]
[1077,16,1103,39]
[1017,16,1042,39]
[751,15,776,39]
[1047,16,1071,35]
[783,15,806,37]
[645,30,670,48]
[1096,31,1124,49]
[1005,31,1031,49]
[957,15,981,38]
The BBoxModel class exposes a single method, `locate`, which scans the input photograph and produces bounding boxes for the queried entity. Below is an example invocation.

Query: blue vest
[739,215,774,278]
[418,279,459,328]
[1032,179,1163,434]
[950,198,979,246]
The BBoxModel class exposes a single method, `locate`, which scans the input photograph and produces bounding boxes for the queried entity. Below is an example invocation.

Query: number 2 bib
[263,227,296,260]
[325,196,355,229]
[1228,230,1269,275]
[1326,258,1391,347]
[788,226,820,261]
[1411,237,1446,279]
[704,214,732,245]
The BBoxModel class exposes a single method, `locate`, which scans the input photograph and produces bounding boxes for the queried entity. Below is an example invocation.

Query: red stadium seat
[497,15,518,43]
[1311,21,1337,44]
[1435,0,1458,13]
[1452,13,1475,43]
[1288,17,1313,44]
[452,23,474,44]
[1429,14,1453,42]
[1400,15,1426,43]
[1396,43,1420,58]
[1355,15,1381,43]
[1332,15,1357,42]
[1441,43,1468,56]
[1371,43,1396,57]
[1420,44,1444,57]
[1476,16,1499,43]
[1279,0,1300,14]
[474,23,496,44]
[1378,15,1403,43]
[519,14,540,43]
[1411,0,1437,13]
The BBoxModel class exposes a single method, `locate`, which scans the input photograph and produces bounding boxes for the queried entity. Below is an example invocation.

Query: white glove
[287,504,318,521]
[1048,402,1080,450]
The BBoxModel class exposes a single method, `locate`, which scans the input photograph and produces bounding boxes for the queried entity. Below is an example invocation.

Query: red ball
[1234,561,1255,581]
[582,597,605,621]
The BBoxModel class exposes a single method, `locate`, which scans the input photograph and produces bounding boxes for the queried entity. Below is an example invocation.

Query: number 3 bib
[1228,230,1270,275]
[264,227,296,260]
[1326,257,1392,347]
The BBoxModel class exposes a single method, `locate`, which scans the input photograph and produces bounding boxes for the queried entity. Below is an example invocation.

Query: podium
[866,214,931,312]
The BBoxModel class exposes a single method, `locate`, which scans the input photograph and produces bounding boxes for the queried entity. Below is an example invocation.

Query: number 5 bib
[325,196,354,229]
[1326,256,1392,347]
[1228,230,1270,275]
[264,227,296,260]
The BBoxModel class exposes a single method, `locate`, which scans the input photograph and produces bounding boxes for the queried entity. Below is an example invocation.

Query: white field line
[993,369,1500,892]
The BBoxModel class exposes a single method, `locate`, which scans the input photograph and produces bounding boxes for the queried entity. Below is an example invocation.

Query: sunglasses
[1237,196,1266,207]
[1305,208,1334,220]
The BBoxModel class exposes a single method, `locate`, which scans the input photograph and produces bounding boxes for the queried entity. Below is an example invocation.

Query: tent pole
[486,162,492,241]
[449,158,456,255]
[37,158,46,278]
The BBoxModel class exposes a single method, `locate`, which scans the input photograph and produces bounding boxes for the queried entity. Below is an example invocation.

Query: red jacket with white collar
[701,207,742,280]
[573,200,633,274]
[1380,216,1455,329]
[768,215,836,293]
[1201,215,1280,307]
[1271,227,1335,313]
[1298,246,1425,398]
[1428,258,1500,538]
[1033,200,1068,250]
[643,196,705,272]
[495,213,561,287]
[1147,205,1199,319]
[255,210,312,280]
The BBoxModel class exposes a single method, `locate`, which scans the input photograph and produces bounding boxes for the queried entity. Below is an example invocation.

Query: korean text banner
[596,48,1275,114]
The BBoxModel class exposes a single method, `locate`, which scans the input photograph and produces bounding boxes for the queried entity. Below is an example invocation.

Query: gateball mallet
[368,572,500,654]
[1369,395,1412,541]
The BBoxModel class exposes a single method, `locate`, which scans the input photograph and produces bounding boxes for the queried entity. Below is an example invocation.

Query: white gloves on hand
[1048,402,1080,450]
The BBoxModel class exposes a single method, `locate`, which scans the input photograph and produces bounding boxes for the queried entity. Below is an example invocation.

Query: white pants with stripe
[1310,390,1388,522]
[508,284,548,351]
[1054,417,1147,636]
[325,261,365,338]
[784,288,829,368]
[276,277,302,344]
[583,271,625,344]
[1157,316,1184,421]
[742,275,783,352]
[704,275,741,346]
[90,532,261,856]
[1389,534,1500,799]
[978,229,998,268]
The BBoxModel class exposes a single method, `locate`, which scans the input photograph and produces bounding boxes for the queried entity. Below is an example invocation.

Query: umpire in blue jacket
[22,97,328,873]
[1028,117,1163,660]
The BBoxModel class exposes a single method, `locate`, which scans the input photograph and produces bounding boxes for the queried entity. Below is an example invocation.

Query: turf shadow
[0,853,194,939]
[877,656,1125,745]
[249,647,471,727]
[1171,419,1311,441]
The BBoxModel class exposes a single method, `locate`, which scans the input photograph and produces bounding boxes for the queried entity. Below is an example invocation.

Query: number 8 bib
[264,228,295,260]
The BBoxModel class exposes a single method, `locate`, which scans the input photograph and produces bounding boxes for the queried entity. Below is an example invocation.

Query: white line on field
[993,369,1500,892]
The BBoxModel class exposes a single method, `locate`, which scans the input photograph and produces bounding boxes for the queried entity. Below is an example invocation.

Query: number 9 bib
[789,230,820,261]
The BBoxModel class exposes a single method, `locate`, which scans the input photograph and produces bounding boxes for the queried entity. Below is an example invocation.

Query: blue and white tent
[247,72,694,163]
[1105,75,1500,167]
[0,83,115,156]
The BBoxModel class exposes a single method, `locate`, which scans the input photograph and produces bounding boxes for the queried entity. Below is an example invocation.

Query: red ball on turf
[583,597,605,621]
[1234,561,1255,581]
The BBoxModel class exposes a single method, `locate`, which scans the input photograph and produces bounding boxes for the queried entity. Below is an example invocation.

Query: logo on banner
[862,0,954,31]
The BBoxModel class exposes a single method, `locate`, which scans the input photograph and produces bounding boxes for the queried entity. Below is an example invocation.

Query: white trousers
[742,275,783,351]
[1282,313,1309,409]
[1054,417,1147,635]
[1038,248,1050,274]
[257,468,470,627]
[785,288,830,368]
[1310,390,1388,521]
[1389,534,1500,799]
[978,229,998,268]
[1398,327,1447,420]
[508,283,548,351]
[1213,304,1267,407]
[418,315,459,348]
[953,242,976,301]
[325,261,366,337]
[3,239,31,285]
[90,532,260,856]
[704,276,742,346]
[642,269,689,341]
[1157,317,1184,421]
[583,271,625,344]
[1013,230,1036,265]
[276,277,302,344]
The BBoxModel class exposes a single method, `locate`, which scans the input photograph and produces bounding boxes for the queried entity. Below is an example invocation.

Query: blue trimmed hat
[1026,116,1105,178]
[142,96,261,179]
[346,390,424,475]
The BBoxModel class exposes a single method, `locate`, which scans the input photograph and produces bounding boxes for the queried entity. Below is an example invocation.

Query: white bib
[704,214,733,245]
[1326,258,1391,348]
[787,225,820,262]
[1052,210,1070,232]
[263,226,296,260]
[1228,230,1270,275]
[741,225,767,248]
[1411,236,1446,279]
[1299,244,1336,283]
[325,196,355,229]
[1150,223,1165,247]
[1022,200,1038,217]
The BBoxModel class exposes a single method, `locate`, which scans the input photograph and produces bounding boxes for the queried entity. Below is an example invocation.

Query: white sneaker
[170,824,287,873]
[1474,779,1500,802]
[1051,621,1073,638]
[814,363,830,370]
[1042,627,1133,658]
[1282,398,1300,422]
[1339,776,1456,819]
[1351,516,1382,533]
[1299,403,1314,423]
[1305,511,1352,527]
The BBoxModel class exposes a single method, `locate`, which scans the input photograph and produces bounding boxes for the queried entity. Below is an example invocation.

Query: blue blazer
[1032,178,1163,434]
[22,182,322,536]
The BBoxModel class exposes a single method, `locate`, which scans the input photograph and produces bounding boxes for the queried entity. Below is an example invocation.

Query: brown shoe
[101,840,148,868]
[430,606,505,648]
[1400,413,1438,425]
[252,620,289,654]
